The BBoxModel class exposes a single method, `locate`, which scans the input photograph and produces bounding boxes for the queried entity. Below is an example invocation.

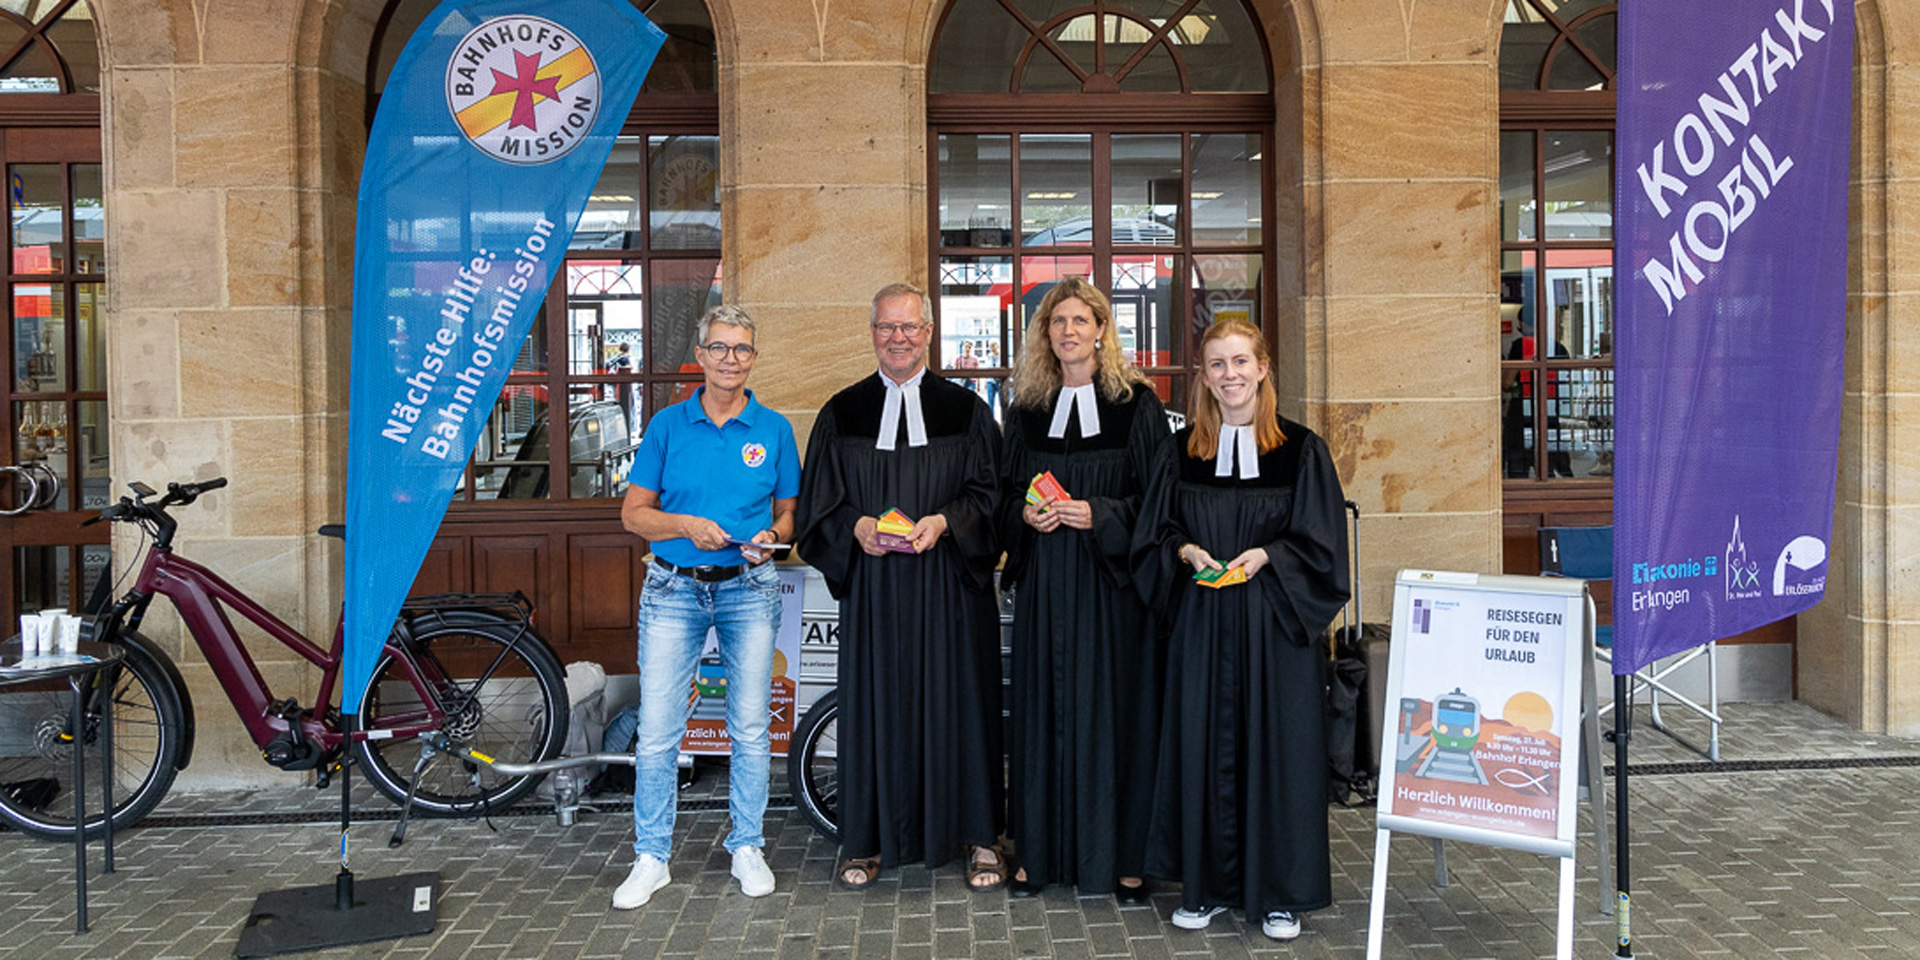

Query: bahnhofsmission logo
[446,16,601,165]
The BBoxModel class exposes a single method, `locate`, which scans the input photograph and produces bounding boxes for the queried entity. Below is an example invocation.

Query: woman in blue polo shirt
[612,305,800,910]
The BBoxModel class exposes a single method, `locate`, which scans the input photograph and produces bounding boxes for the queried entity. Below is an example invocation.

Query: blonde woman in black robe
[998,278,1170,904]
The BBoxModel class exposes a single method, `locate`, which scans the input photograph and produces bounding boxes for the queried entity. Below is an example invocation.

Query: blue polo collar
[688,386,762,428]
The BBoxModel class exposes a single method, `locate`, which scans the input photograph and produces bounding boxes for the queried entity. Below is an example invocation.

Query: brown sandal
[836,856,881,891]
[966,844,1007,891]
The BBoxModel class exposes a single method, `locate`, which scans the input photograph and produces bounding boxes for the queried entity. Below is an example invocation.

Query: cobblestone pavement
[3,701,1919,958]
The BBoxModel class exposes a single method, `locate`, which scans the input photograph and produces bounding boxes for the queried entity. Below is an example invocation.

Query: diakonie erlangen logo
[446,16,600,165]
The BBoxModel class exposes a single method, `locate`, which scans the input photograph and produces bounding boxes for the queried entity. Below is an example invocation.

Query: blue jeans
[632,560,781,859]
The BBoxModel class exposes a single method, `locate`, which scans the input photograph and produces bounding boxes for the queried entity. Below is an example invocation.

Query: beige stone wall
[96,0,370,785]
[1876,0,1920,734]
[715,0,942,448]
[1801,0,1919,736]
[1274,0,1507,612]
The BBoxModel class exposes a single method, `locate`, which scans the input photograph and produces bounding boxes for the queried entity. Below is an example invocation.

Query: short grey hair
[870,282,931,327]
[697,304,756,344]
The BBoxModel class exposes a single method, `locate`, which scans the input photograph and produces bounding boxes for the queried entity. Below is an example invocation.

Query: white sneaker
[1262,910,1301,940]
[731,846,776,897]
[1170,905,1228,930]
[612,854,671,909]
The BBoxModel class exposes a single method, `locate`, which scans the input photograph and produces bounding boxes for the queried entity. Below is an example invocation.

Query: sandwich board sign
[1364,570,1608,960]
[680,567,806,757]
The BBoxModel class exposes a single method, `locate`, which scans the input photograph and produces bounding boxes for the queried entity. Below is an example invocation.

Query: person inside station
[1502,305,1572,478]
[612,304,799,909]
[996,277,1171,905]
[606,341,636,434]
[795,282,1008,893]
[1131,317,1351,942]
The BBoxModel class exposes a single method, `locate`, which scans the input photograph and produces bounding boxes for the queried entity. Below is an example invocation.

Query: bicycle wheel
[351,620,567,816]
[0,636,184,841]
[787,689,840,842]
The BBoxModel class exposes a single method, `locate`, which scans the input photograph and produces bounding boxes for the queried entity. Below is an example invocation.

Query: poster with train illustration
[1378,571,1587,847]
[679,567,805,756]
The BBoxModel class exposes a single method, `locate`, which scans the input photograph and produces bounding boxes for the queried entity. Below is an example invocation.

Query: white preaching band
[876,369,929,450]
[1047,383,1101,439]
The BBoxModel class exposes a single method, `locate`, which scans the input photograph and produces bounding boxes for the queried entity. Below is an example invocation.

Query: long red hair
[1186,318,1285,459]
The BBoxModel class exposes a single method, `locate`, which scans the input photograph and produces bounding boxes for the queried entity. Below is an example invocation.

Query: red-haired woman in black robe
[1133,318,1350,942]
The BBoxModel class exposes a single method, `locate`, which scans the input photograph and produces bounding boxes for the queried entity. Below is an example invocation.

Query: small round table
[0,639,127,934]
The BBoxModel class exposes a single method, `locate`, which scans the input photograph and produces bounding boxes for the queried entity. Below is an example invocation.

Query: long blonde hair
[1009,278,1148,411]
[1187,318,1285,459]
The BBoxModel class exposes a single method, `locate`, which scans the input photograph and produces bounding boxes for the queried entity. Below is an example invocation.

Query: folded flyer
[874,508,917,553]
[1025,470,1070,509]
[725,537,793,560]
[1193,565,1249,589]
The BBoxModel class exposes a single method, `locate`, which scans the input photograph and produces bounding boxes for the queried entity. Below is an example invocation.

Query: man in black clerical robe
[796,282,1005,888]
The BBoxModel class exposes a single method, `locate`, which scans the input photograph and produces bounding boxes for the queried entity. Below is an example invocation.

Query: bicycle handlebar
[92,476,229,547]
[165,476,228,503]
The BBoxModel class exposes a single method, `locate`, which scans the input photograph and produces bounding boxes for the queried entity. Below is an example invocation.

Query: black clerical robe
[795,372,1003,868]
[1132,416,1351,916]
[998,384,1169,891]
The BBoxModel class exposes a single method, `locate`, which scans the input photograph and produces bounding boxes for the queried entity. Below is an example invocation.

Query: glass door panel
[1189,133,1263,246]
[1018,134,1093,245]
[12,282,63,392]
[2,147,107,620]
[9,163,63,273]
[938,255,1013,375]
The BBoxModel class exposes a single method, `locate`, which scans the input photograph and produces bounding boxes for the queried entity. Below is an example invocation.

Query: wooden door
[0,126,109,620]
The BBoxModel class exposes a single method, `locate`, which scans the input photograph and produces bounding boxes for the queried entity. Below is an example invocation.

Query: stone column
[1286,0,1507,604]
[96,0,364,785]
[718,1,939,441]
[1801,0,1914,735]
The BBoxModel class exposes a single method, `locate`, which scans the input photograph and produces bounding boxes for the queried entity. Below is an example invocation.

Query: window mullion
[545,273,571,500]
[1093,132,1111,288]
[1010,131,1024,343]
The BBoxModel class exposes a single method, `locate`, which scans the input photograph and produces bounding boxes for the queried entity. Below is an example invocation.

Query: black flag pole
[1612,672,1633,958]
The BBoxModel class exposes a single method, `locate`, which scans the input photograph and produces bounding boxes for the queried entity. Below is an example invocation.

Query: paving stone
[930,928,972,957]
[6,702,1920,957]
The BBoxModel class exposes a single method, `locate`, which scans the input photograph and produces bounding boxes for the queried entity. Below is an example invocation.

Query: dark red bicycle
[0,477,570,841]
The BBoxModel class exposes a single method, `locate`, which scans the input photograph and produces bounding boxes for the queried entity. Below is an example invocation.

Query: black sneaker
[1262,910,1301,940]
[1170,905,1228,930]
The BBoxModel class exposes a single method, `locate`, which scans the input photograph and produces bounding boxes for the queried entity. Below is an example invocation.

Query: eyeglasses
[872,322,929,338]
[700,342,758,362]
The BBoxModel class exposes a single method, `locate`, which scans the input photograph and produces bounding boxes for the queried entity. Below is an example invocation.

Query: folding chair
[1539,525,1720,761]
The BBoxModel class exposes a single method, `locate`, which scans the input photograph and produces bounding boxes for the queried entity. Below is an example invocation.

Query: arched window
[928,0,1273,418]
[369,0,718,503]
[1499,1,1615,490]
[1,0,105,622]
[0,0,98,95]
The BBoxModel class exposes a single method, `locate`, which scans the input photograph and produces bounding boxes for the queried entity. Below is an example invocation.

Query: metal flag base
[234,750,438,957]
[234,870,439,958]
